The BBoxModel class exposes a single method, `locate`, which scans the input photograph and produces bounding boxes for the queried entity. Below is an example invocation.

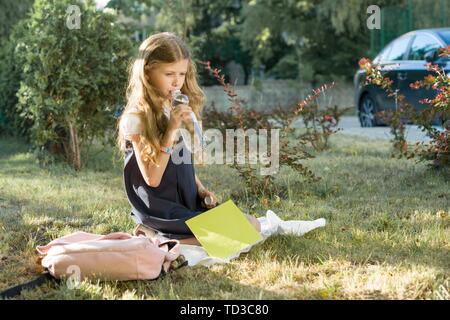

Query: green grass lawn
[0,133,448,300]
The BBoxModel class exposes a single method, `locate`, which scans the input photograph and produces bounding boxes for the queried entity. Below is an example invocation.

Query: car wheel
[359,94,378,127]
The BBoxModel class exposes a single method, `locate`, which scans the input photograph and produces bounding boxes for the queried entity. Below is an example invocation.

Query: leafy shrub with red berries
[358,45,449,168]
[199,61,348,199]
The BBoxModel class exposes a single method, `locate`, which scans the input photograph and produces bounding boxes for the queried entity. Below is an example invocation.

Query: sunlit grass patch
[0,134,448,299]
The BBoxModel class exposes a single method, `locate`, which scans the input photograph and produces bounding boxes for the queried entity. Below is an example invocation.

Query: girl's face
[148,59,189,101]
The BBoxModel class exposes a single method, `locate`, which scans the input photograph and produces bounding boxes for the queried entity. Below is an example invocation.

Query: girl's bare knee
[178,237,201,246]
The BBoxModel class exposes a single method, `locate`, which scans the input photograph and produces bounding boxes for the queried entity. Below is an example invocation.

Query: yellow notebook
[186,199,263,259]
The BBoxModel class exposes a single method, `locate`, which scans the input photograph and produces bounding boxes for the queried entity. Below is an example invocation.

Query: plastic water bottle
[201,195,216,208]
[204,195,213,207]
[171,90,205,148]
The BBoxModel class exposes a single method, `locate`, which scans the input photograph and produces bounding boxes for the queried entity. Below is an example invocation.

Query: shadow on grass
[0,191,98,292]
[0,191,285,299]
[0,134,124,176]
[0,135,31,159]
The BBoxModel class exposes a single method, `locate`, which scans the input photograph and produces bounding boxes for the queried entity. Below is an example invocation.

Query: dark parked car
[354,28,450,127]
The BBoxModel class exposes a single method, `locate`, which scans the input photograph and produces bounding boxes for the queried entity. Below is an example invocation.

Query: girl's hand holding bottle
[198,187,219,209]
[166,104,193,133]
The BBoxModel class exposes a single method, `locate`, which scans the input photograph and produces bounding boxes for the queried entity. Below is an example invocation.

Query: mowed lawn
[0,133,448,300]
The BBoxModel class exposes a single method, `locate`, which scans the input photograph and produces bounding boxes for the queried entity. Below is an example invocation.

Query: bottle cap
[204,195,213,206]
[171,90,189,106]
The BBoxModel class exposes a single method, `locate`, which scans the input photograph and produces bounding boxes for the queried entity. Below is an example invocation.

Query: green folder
[185,199,263,259]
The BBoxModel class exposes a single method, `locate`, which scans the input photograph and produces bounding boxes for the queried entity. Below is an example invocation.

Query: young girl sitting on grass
[117,32,326,246]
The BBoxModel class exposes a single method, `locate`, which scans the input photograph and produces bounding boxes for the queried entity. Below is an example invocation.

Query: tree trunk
[65,117,81,171]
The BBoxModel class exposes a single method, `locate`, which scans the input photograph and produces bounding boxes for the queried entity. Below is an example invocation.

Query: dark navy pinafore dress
[123,136,206,239]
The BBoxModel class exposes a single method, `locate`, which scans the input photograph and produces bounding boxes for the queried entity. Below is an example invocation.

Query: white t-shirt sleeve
[120,109,143,140]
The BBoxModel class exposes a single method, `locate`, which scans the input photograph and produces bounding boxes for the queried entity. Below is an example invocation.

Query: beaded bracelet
[160,145,173,154]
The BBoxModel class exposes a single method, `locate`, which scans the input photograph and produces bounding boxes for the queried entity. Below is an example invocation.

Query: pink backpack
[35,231,186,281]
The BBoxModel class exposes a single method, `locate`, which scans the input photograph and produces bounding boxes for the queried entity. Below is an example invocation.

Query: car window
[408,34,442,60]
[386,36,411,61]
[438,31,450,45]
[375,44,392,63]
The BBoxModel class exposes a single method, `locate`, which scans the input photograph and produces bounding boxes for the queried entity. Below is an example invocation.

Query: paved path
[292,116,443,143]
[336,116,445,143]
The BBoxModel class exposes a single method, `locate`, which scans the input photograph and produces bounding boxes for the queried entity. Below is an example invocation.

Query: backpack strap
[0,271,57,300]
[169,254,188,271]
[158,254,188,278]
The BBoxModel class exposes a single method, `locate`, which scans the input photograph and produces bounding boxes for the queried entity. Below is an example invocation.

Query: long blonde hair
[117,32,205,165]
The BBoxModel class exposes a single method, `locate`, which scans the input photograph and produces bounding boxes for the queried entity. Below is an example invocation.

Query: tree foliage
[107,0,253,85]
[0,21,30,136]
[14,0,133,169]
[0,0,34,39]
[239,0,403,83]
[0,0,34,136]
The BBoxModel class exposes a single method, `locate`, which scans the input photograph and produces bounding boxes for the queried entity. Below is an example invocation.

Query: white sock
[265,209,326,236]
[257,216,278,240]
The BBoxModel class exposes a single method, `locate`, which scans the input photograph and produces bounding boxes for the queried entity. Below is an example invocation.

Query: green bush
[359,51,450,169]
[0,0,34,137]
[0,33,29,137]
[14,0,133,170]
